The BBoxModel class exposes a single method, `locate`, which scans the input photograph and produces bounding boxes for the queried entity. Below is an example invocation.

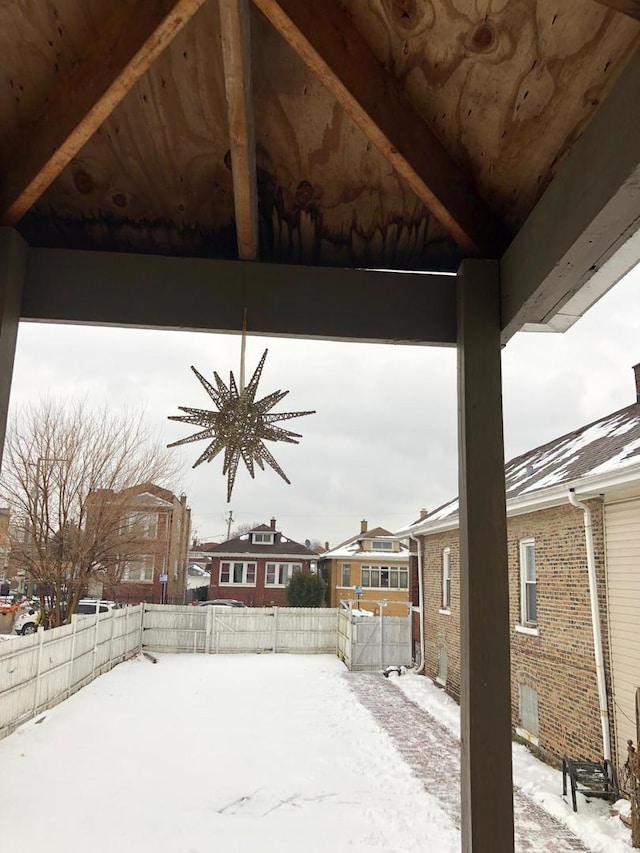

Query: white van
[75,599,122,615]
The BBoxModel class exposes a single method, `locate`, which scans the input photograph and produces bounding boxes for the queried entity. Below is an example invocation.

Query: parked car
[13,604,42,635]
[199,599,247,608]
[75,599,122,615]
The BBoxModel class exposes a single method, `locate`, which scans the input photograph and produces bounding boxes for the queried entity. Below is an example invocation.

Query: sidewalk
[346,673,591,853]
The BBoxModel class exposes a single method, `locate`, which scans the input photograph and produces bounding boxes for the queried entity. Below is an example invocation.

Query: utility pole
[226,510,233,541]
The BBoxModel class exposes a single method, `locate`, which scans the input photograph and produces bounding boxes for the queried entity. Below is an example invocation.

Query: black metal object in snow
[562,757,619,812]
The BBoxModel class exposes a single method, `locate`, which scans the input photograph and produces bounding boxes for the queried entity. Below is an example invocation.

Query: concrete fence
[0,603,412,741]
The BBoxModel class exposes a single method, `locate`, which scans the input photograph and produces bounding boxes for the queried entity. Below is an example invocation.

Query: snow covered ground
[0,654,631,852]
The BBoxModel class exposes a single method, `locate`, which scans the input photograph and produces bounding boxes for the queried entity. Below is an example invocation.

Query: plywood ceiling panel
[345,0,640,229]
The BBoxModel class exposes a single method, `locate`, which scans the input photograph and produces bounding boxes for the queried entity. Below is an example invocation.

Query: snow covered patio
[0,655,630,853]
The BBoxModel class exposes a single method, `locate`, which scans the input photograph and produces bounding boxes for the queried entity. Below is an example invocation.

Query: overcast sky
[7,265,640,550]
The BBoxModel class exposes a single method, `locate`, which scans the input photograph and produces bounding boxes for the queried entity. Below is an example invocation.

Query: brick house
[319,520,410,617]
[94,483,191,605]
[397,365,640,777]
[205,518,317,606]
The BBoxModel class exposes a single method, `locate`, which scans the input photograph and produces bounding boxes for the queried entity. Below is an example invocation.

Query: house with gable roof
[204,518,317,607]
[396,364,640,778]
[319,520,410,616]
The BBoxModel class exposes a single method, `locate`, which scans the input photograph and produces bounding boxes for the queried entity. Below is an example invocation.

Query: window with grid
[442,547,451,610]
[371,540,393,550]
[518,684,539,740]
[341,564,351,586]
[520,539,537,626]
[120,511,158,538]
[361,565,408,589]
[265,562,301,586]
[220,561,257,585]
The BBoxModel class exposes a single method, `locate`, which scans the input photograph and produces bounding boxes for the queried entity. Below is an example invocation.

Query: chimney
[325,541,329,551]
[360,519,368,534]
[634,363,640,404]
[270,517,277,530]
[419,508,428,520]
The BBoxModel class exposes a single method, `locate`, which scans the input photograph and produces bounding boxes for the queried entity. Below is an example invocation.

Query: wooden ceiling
[1,0,639,275]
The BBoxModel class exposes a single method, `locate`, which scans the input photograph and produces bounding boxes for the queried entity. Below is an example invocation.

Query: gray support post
[0,228,26,464]
[457,260,514,853]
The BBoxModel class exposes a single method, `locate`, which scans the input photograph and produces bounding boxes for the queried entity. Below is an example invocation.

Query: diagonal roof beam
[593,0,640,20]
[0,0,208,226]
[219,0,260,261]
[252,0,509,257]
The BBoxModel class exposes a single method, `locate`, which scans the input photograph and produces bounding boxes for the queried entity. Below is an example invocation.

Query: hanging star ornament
[167,349,315,502]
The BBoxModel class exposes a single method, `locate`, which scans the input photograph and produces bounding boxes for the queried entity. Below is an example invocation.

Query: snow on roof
[322,527,409,560]
[398,402,640,534]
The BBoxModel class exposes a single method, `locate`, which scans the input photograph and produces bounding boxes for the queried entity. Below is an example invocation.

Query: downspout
[409,534,425,674]
[568,489,611,762]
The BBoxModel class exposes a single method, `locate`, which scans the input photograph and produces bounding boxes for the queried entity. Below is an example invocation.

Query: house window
[220,562,257,585]
[120,511,158,538]
[252,532,274,544]
[122,555,154,583]
[520,539,537,626]
[518,684,539,742]
[265,563,301,586]
[361,565,408,589]
[371,540,393,550]
[341,564,351,586]
[442,547,451,610]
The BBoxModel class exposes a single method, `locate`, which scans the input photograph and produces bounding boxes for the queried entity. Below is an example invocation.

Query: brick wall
[420,499,612,763]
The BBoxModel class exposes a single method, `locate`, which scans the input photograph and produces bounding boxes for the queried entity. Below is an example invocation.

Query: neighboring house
[205,518,317,606]
[397,364,640,778]
[95,484,191,605]
[319,520,410,616]
[188,538,219,571]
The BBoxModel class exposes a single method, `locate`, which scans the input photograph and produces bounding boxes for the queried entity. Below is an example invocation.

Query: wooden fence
[141,604,338,654]
[0,605,143,740]
[0,603,412,741]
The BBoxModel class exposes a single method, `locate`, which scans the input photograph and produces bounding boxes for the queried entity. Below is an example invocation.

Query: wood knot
[295,180,314,207]
[468,22,497,53]
[73,170,94,194]
[112,193,127,208]
[383,0,420,31]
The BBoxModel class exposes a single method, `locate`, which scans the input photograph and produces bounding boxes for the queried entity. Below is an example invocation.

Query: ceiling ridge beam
[219,0,260,261]
[0,0,208,226]
[251,0,509,257]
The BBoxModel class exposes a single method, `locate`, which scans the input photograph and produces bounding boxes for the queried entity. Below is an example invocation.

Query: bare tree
[1,399,179,625]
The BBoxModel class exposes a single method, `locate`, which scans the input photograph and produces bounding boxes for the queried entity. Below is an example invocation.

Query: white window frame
[252,532,274,545]
[220,561,257,586]
[519,539,537,627]
[371,540,393,551]
[265,562,301,587]
[442,547,451,611]
[121,554,155,583]
[361,565,408,590]
[120,511,158,539]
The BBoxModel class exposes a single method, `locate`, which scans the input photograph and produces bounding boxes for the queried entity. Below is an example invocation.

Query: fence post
[138,604,144,656]
[107,610,115,669]
[124,606,129,660]
[33,626,45,715]
[66,615,78,697]
[205,604,212,654]
[91,604,101,678]
[273,607,278,654]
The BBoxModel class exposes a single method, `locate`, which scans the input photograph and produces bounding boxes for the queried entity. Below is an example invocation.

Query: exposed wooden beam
[219,0,260,261]
[0,0,208,226]
[22,248,457,345]
[500,47,640,343]
[0,229,27,464]
[593,0,640,20]
[457,259,514,853]
[251,0,508,257]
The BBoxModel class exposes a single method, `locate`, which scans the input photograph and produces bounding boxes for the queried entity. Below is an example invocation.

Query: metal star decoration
[167,349,314,502]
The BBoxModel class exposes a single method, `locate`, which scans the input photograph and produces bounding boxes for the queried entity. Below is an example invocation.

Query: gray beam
[21,248,456,345]
[458,260,514,852]
[0,228,27,464]
[501,47,640,343]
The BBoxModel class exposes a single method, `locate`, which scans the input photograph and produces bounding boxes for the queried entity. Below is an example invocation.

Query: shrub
[286,572,327,607]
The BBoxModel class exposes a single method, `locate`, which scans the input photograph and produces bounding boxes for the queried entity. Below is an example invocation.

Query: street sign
[355,586,363,595]
[159,574,168,583]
